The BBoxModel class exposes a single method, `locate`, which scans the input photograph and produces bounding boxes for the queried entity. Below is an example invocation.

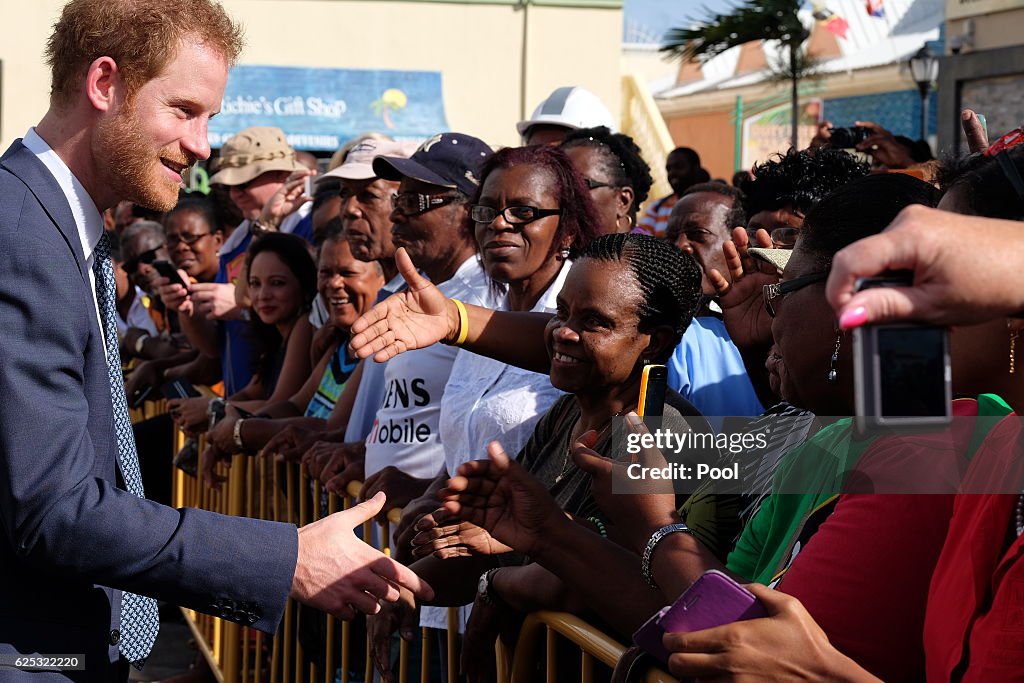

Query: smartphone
[853,274,952,431]
[129,385,154,409]
[152,260,189,290]
[160,379,201,400]
[633,570,768,665]
[303,174,314,198]
[637,364,667,419]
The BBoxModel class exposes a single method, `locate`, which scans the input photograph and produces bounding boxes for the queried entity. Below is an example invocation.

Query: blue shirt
[217,226,254,396]
[290,213,315,245]
[668,316,763,424]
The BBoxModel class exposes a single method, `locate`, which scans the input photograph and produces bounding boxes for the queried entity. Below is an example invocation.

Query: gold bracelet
[452,298,470,346]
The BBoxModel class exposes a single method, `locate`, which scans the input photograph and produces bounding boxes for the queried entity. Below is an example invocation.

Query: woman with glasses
[165,196,225,284]
[559,126,653,234]
[123,200,226,388]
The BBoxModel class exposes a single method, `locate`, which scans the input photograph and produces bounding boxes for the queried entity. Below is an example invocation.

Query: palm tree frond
[660,0,806,63]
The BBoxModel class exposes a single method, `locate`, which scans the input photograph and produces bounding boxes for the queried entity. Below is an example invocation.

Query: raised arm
[349,248,552,373]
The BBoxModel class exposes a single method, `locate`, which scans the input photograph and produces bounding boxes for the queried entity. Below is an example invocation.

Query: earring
[1011,326,1019,375]
[827,332,842,383]
[559,248,570,259]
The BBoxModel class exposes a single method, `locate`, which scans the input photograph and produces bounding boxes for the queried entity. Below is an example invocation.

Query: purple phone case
[632,570,768,664]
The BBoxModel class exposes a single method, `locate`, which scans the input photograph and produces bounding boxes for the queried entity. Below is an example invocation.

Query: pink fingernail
[839,306,867,330]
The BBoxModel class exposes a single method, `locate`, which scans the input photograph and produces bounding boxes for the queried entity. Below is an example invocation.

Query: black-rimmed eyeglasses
[763,271,829,318]
[470,204,562,225]
[166,232,212,249]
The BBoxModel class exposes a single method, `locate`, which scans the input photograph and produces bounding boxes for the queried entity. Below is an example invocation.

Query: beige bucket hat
[209,126,304,186]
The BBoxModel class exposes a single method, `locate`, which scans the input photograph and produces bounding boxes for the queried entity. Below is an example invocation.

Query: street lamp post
[909,45,939,140]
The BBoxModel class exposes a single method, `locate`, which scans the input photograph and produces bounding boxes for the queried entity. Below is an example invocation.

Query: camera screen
[877,327,947,417]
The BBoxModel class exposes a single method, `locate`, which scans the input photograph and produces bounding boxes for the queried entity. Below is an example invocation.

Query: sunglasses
[122,247,161,275]
[391,191,461,216]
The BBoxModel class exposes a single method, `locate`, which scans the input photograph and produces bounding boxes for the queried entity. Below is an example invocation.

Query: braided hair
[561,126,654,207]
[578,233,701,358]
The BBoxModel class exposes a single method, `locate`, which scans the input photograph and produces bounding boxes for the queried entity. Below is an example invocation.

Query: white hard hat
[516,86,617,138]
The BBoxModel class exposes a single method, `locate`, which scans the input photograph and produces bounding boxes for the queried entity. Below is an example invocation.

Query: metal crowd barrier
[131,402,674,682]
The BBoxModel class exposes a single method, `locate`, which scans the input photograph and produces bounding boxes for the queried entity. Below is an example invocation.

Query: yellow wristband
[452,298,470,346]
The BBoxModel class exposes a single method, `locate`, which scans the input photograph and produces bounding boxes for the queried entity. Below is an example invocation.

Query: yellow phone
[637,364,667,418]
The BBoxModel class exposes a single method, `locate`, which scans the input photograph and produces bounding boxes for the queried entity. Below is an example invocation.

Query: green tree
[661,0,811,149]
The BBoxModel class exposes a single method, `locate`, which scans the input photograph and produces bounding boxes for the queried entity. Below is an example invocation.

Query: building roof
[651,0,942,99]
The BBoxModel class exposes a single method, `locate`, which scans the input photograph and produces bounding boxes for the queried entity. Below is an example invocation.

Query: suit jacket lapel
[0,140,88,283]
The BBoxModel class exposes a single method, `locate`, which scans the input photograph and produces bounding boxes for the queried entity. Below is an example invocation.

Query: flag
[866,0,885,17]
[823,15,850,38]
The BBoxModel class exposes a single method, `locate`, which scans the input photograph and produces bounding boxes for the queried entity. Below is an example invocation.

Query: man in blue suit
[0,1,430,680]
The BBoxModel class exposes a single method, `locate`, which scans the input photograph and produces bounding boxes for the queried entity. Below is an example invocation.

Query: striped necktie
[92,232,160,667]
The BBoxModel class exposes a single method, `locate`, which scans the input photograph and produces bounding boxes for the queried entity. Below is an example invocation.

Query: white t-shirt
[362,256,491,480]
[421,260,571,632]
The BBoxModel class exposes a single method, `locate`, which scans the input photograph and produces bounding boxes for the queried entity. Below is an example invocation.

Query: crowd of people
[106,74,1024,681]
[4,1,1024,681]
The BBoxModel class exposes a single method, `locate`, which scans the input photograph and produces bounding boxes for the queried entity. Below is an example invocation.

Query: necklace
[1015,491,1024,538]
[555,406,632,485]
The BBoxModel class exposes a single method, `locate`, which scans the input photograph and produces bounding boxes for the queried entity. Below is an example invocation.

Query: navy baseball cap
[373,132,493,197]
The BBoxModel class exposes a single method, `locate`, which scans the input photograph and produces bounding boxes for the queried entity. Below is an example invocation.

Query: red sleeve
[778,492,954,682]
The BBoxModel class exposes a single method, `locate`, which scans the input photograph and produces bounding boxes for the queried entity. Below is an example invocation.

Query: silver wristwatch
[477,568,501,607]
[641,523,694,589]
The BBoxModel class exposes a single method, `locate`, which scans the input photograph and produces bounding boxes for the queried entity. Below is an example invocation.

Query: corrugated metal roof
[655,0,942,98]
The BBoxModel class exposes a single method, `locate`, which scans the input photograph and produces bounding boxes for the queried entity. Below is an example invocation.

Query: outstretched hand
[708,227,776,350]
[290,491,433,621]
[411,507,514,560]
[440,441,562,557]
[349,248,458,362]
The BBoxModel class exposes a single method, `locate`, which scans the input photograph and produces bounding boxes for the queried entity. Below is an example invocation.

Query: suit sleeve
[0,228,297,633]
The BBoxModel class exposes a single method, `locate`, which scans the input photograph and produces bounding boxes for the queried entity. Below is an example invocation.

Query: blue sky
[623,0,761,44]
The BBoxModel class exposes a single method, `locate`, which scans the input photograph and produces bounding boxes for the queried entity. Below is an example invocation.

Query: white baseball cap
[516,86,617,138]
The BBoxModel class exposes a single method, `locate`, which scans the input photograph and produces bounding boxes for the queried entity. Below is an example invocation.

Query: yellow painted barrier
[137,402,675,683]
[620,73,677,213]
